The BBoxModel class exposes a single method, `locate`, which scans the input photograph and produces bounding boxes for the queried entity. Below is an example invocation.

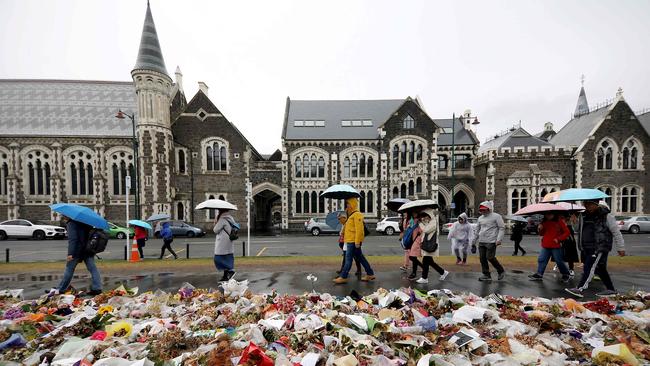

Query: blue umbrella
[128,219,153,230]
[325,211,344,230]
[542,188,609,203]
[50,203,109,230]
[321,184,360,200]
[146,213,171,221]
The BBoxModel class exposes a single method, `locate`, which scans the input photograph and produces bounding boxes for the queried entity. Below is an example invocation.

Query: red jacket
[539,219,569,249]
[134,226,148,240]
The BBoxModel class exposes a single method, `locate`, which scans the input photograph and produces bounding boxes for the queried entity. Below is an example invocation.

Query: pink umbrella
[514,203,568,216]
[557,202,585,212]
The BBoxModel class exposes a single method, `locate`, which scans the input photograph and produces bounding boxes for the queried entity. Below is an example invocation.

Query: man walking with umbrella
[472,201,506,281]
[566,200,625,297]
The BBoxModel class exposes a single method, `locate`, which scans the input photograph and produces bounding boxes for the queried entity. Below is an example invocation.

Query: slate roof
[434,118,479,146]
[549,104,611,148]
[0,79,136,137]
[534,129,556,141]
[478,127,551,153]
[133,2,168,76]
[282,99,405,140]
[638,111,650,137]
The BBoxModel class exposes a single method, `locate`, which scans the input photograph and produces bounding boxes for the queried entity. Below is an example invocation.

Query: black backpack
[224,218,240,241]
[421,232,439,252]
[86,229,109,255]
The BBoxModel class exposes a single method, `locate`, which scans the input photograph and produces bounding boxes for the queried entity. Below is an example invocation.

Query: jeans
[537,247,569,275]
[57,256,102,292]
[479,242,504,276]
[339,242,360,273]
[421,256,445,279]
[578,248,615,291]
[340,243,374,278]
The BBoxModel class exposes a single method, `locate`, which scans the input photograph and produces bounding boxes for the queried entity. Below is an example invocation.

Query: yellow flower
[106,321,133,337]
[97,305,114,316]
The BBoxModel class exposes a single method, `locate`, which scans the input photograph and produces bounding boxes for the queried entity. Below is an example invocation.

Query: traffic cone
[129,238,140,262]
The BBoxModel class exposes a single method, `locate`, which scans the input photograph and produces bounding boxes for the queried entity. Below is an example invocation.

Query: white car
[0,219,67,240]
[376,217,402,235]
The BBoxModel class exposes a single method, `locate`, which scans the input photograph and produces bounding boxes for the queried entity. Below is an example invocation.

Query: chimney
[175,66,184,93]
[198,82,209,96]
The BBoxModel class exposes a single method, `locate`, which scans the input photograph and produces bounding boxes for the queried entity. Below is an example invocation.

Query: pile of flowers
[0,282,648,365]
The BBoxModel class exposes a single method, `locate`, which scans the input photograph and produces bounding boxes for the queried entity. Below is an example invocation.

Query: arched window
[25,151,51,196]
[311,192,317,214]
[367,156,374,177]
[438,155,448,171]
[409,142,415,164]
[206,146,213,170]
[303,191,309,213]
[110,151,135,196]
[220,147,227,171]
[511,189,528,214]
[208,194,216,220]
[623,139,640,169]
[360,191,366,213]
[392,145,399,170]
[367,191,374,212]
[400,142,407,167]
[68,151,94,196]
[318,157,325,178]
[303,154,310,177]
[403,115,414,129]
[212,145,219,170]
[400,183,407,198]
[408,180,414,196]
[204,140,228,171]
[343,157,350,178]
[359,154,366,177]
[351,154,358,177]
[310,154,318,178]
[296,191,302,214]
[416,177,422,193]
[178,150,186,174]
[393,187,399,199]
[416,144,423,160]
[621,186,639,213]
[596,140,613,170]
[0,162,8,197]
[177,202,184,221]
[540,188,548,203]
[598,186,613,209]
[318,191,325,213]
[295,157,302,178]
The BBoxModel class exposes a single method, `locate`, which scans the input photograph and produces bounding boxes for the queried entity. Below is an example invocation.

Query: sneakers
[497,272,505,281]
[440,270,450,281]
[569,270,575,277]
[226,271,236,280]
[596,290,618,297]
[45,288,59,296]
[399,266,408,272]
[521,251,526,256]
[478,275,492,282]
[561,275,571,284]
[528,273,543,281]
[333,277,348,284]
[407,273,417,280]
[552,265,558,272]
[565,287,584,298]
[456,259,462,265]
[360,275,376,282]
[416,277,429,284]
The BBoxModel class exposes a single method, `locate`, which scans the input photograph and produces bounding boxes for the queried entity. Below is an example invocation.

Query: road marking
[11,250,66,258]
[166,248,185,259]
[256,247,268,256]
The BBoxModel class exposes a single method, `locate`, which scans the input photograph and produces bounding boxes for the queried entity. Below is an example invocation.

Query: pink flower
[90,330,107,340]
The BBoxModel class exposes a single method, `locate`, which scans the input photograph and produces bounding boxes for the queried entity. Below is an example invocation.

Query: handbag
[421,232,438,252]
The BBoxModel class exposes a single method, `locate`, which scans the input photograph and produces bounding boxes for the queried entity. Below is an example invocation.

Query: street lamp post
[115,110,140,218]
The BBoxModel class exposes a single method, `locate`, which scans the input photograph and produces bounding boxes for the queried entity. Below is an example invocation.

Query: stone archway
[252,183,282,234]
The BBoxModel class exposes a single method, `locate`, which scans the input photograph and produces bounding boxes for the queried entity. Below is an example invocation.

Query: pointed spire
[133,1,168,76]
[174,66,184,93]
[573,81,589,118]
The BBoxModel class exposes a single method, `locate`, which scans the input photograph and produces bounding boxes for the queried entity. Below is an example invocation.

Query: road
[1,232,649,262]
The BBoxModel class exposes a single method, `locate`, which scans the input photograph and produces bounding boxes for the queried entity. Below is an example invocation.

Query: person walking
[213,209,239,282]
[448,212,473,265]
[528,212,571,282]
[333,197,375,284]
[415,209,449,284]
[336,212,361,275]
[566,200,625,298]
[472,201,506,281]
[399,212,411,272]
[159,222,178,260]
[561,214,580,276]
[50,216,102,295]
[510,221,526,256]
[407,216,423,280]
[134,225,147,260]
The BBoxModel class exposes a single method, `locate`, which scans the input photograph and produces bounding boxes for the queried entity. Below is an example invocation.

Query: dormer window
[403,115,415,129]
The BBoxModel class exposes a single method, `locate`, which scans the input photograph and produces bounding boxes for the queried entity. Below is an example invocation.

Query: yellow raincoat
[343,198,365,245]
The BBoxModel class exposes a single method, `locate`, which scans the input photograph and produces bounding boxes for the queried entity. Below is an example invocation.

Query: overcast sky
[2,0,649,153]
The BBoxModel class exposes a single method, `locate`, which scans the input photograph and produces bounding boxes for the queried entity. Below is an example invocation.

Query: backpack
[86,229,109,255]
[421,232,439,252]
[401,224,416,250]
[223,218,240,241]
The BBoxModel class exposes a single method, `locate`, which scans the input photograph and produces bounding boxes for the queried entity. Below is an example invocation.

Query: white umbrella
[397,199,439,212]
[195,199,238,211]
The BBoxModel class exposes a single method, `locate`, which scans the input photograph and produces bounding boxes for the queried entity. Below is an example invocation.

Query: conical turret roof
[133,1,168,76]
[573,86,589,117]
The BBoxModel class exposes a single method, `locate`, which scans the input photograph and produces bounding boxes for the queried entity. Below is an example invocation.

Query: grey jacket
[472,201,505,245]
[577,209,624,253]
[213,214,236,255]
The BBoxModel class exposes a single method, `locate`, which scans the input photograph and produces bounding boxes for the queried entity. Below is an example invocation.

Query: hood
[419,208,438,234]
[458,212,469,222]
[345,197,359,215]
[420,208,436,219]
[598,200,610,212]
[162,222,170,229]
[479,200,493,213]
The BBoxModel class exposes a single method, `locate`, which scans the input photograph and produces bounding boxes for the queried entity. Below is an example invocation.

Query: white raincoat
[448,212,474,255]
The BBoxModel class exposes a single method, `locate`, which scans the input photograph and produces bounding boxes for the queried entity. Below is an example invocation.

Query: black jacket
[67,220,91,259]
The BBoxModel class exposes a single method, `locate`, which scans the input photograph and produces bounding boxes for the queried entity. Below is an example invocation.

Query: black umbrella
[386,198,410,212]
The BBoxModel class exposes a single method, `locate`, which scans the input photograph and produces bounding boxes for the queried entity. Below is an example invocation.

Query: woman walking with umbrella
[415,208,449,284]
[196,198,240,282]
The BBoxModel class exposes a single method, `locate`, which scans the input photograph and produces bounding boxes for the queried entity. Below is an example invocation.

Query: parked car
[105,222,135,239]
[376,217,401,235]
[155,221,206,238]
[0,219,66,240]
[441,217,478,234]
[618,216,650,234]
[304,218,340,236]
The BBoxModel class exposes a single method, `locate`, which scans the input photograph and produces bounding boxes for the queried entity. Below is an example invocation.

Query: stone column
[7,143,20,220]
[94,143,106,216]
[330,152,338,211]
[280,149,289,230]
[50,143,63,221]
[379,153,388,218]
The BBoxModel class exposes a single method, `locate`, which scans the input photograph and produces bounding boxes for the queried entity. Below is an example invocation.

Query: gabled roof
[478,127,551,153]
[282,98,405,140]
[549,104,611,148]
[638,111,650,137]
[0,79,136,137]
[434,118,479,146]
[133,2,168,76]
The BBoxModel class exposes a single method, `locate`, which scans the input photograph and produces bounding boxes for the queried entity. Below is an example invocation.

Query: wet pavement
[7,269,649,301]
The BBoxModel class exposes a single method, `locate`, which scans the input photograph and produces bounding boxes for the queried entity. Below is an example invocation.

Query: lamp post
[115,110,140,218]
